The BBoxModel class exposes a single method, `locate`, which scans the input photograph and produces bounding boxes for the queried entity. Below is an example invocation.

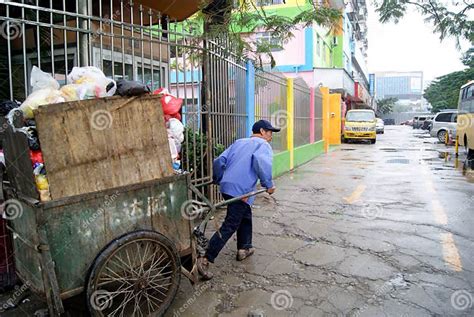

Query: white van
[430,110,458,143]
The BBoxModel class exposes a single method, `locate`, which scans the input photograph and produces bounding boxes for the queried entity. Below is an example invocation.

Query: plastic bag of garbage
[24,126,40,151]
[30,66,60,92]
[30,150,44,166]
[60,84,89,101]
[153,88,183,115]
[19,88,65,119]
[0,100,20,116]
[168,118,184,143]
[164,112,182,122]
[168,137,178,160]
[33,163,51,201]
[115,80,151,97]
[67,66,117,98]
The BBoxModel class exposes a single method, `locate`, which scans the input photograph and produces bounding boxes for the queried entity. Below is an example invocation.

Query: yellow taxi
[343,109,377,144]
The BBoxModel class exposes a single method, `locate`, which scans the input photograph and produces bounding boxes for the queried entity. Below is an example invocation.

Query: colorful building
[242,0,373,112]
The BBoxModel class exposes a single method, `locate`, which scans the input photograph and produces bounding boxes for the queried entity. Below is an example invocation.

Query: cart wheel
[86,230,181,317]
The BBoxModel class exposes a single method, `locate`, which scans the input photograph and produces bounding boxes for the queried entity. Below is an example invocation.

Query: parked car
[401,119,414,126]
[430,109,458,143]
[421,116,434,130]
[376,118,385,134]
[343,109,377,144]
[413,115,431,129]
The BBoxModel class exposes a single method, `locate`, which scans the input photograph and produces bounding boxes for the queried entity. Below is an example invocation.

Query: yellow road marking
[432,199,448,225]
[420,157,462,272]
[441,233,463,272]
[344,184,366,204]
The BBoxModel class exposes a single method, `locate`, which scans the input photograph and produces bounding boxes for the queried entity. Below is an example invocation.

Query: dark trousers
[205,194,253,263]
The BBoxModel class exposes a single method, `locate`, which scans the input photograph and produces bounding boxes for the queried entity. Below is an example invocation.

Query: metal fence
[0,0,249,189]
[0,0,323,195]
[314,89,323,142]
[254,71,287,153]
[207,37,248,148]
[293,78,311,147]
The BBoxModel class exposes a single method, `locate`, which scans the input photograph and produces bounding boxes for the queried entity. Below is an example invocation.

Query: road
[167,125,474,317]
[2,125,474,316]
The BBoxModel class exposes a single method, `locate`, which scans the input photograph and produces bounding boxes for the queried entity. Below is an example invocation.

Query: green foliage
[185,0,341,69]
[375,0,473,46]
[424,70,472,113]
[424,49,474,113]
[181,128,225,178]
[377,97,398,114]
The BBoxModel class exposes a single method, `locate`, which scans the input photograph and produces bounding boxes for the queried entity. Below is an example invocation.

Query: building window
[256,32,283,52]
[256,0,284,6]
[93,47,168,90]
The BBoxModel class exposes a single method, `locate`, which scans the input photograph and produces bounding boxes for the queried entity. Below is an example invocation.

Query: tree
[186,0,341,67]
[375,0,473,46]
[424,48,474,113]
[377,97,398,114]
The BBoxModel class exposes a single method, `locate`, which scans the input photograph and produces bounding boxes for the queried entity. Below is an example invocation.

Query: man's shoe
[197,257,214,280]
[236,248,255,261]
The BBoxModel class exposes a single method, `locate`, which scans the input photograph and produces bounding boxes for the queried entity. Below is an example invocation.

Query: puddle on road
[300,186,325,193]
[386,159,410,164]
[421,152,474,183]
[379,147,436,152]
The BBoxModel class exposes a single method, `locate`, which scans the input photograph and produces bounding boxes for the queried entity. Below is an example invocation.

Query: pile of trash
[153,88,184,171]
[1,66,185,202]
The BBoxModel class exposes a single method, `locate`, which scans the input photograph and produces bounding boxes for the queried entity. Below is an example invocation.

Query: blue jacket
[213,137,274,205]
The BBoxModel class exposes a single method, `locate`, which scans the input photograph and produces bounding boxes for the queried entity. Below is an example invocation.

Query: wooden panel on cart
[34,95,173,200]
[0,116,38,199]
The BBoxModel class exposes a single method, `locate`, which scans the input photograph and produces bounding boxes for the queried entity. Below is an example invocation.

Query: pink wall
[272,28,306,67]
[242,27,306,67]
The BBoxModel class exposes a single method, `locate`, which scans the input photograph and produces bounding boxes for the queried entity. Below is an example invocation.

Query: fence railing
[0,0,326,194]
[294,78,311,147]
[255,71,288,153]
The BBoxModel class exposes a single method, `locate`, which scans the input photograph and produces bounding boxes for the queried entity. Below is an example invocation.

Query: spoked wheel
[86,230,181,317]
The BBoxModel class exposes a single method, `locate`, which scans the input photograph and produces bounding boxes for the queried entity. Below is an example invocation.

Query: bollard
[455,135,459,157]
[445,130,449,146]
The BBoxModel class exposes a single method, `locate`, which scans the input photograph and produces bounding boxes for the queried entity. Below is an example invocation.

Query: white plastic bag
[60,84,88,101]
[19,88,65,119]
[168,137,178,160]
[67,66,116,98]
[168,118,184,143]
[30,66,60,92]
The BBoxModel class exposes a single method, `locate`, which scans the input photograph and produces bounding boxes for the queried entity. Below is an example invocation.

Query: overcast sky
[366,2,469,84]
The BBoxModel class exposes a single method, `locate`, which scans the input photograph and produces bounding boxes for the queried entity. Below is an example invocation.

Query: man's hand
[266,187,276,195]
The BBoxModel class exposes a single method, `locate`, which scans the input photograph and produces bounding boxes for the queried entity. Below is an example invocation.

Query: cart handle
[192,188,268,257]
[190,188,268,230]
[214,188,267,208]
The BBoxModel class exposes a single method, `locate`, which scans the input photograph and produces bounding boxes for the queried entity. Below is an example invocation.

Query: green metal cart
[0,96,265,316]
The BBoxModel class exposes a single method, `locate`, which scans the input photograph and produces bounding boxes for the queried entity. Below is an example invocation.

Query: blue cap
[252,119,281,133]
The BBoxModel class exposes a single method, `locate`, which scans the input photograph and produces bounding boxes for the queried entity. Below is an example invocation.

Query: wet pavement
[2,126,474,316]
[167,126,474,317]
